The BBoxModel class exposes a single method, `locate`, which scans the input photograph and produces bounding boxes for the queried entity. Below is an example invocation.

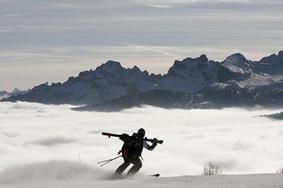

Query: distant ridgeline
[2,51,283,111]
[0,88,29,100]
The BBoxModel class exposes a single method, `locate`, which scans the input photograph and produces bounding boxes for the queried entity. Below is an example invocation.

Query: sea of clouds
[1,101,283,183]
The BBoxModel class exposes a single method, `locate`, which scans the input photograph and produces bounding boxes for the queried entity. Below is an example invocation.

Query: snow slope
[0,94,9,100]
[0,161,283,188]
[0,91,9,100]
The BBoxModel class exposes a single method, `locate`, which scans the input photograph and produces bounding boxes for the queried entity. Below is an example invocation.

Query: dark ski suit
[115,133,157,176]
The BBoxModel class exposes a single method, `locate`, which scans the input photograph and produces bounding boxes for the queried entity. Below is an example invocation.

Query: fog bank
[0,102,283,177]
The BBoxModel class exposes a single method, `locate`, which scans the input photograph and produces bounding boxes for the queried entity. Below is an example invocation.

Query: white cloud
[145,4,173,8]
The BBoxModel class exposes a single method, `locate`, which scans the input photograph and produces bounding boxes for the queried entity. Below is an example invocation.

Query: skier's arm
[144,138,158,151]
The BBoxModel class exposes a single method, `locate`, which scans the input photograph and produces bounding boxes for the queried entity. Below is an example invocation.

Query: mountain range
[2,51,283,111]
[0,88,29,100]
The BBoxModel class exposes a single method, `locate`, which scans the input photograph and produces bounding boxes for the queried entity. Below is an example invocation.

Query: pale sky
[0,0,283,91]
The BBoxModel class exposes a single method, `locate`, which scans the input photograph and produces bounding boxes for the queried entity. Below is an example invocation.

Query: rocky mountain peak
[224,53,248,64]
[222,53,252,75]
[132,65,141,72]
[182,54,208,64]
[278,51,283,60]
[167,55,210,77]
[199,54,209,63]
[0,90,8,95]
[11,88,20,94]
[130,65,149,77]
[96,60,123,73]
[3,51,283,107]
[260,51,283,64]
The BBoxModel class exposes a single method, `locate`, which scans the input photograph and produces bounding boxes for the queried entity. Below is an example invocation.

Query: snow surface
[1,161,283,188]
[1,102,283,187]
[0,94,9,100]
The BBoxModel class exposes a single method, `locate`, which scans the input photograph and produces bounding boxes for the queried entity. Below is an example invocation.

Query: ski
[106,173,160,180]
[150,173,160,177]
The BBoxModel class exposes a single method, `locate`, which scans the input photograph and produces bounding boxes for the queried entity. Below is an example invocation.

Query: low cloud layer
[1,102,283,177]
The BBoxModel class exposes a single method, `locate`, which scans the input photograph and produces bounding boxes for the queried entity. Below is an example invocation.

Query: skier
[114,128,158,176]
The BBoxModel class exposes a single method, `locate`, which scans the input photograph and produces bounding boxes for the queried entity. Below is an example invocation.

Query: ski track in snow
[1,102,283,187]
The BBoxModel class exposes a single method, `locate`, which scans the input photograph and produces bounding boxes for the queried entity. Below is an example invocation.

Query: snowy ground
[0,161,283,188]
[1,102,283,187]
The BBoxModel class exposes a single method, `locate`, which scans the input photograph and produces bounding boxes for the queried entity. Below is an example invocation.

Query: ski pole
[99,159,114,167]
[97,155,122,167]
[98,156,121,167]
[97,155,122,164]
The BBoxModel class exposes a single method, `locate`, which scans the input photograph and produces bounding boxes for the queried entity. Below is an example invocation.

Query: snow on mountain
[222,53,252,75]
[160,55,235,93]
[3,55,234,105]
[3,51,283,109]
[4,61,160,105]
[0,88,30,100]
[10,88,30,96]
[0,90,9,100]
[221,53,281,88]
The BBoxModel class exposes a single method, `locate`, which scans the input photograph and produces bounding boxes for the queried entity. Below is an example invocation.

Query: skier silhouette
[114,128,158,176]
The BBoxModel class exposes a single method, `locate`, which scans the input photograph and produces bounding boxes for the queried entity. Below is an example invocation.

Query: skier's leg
[127,157,142,176]
[115,159,131,175]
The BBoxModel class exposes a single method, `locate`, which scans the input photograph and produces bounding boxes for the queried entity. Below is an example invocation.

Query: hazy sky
[0,0,283,91]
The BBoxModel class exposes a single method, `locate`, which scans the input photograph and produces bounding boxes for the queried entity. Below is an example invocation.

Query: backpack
[121,133,143,159]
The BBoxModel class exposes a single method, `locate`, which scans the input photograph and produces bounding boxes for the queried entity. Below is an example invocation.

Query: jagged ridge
[3,51,283,110]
